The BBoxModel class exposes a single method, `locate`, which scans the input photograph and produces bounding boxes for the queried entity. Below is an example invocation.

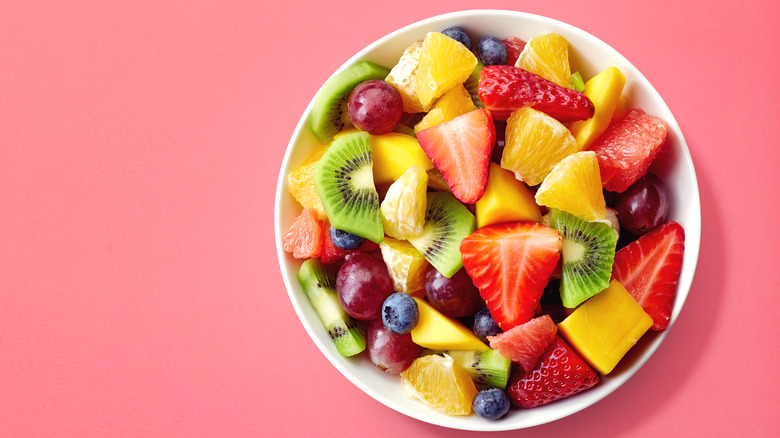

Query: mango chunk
[370,133,434,185]
[410,298,489,351]
[558,280,652,374]
[568,67,626,150]
[476,163,542,228]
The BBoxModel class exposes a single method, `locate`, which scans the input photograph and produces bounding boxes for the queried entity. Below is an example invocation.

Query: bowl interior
[275,9,701,431]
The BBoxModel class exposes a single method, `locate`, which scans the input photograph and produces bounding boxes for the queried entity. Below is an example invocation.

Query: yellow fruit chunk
[535,151,606,221]
[380,164,428,239]
[400,353,478,416]
[415,32,478,109]
[515,33,572,88]
[426,168,451,193]
[569,67,626,149]
[379,237,428,298]
[287,143,330,219]
[410,298,489,351]
[414,84,476,133]
[476,163,542,228]
[370,132,434,185]
[501,107,580,186]
[386,41,426,113]
[558,280,653,374]
[612,95,629,122]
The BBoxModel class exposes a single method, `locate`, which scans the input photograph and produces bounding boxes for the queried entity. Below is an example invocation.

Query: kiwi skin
[310,60,391,144]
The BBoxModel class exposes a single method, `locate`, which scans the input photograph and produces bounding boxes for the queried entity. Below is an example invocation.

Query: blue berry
[473,307,502,344]
[441,27,473,50]
[476,36,508,66]
[381,293,419,334]
[330,227,365,250]
[472,388,511,420]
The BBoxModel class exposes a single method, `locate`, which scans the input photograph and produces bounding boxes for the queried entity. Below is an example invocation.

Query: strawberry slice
[487,314,557,373]
[478,65,594,122]
[507,335,600,408]
[460,222,562,330]
[611,221,685,330]
[416,108,495,204]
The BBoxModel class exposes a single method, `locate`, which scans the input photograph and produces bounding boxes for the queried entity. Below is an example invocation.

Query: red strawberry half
[460,222,562,330]
[488,314,557,373]
[588,108,668,193]
[416,108,495,204]
[478,65,594,122]
[611,221,685,330]
[507,335,600,408]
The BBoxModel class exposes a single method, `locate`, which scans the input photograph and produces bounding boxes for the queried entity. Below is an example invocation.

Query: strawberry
[478,65,594,122]
[460,222,562,330]
[487,314,557,373]
[611,221,685,331]
[502,37,526,66]
[507,335,600,408]
[416,108,495,204]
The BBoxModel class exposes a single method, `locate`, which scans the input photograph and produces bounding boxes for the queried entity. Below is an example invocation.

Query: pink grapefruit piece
[488,314,557,373]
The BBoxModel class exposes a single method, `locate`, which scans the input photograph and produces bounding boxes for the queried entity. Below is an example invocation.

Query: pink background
[2,0,779,436]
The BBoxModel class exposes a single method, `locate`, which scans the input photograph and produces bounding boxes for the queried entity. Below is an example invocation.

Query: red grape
[614,173,670,235]
[336,252,394,321]
[347,80,403,135]
[366,319,422,374]
[424,266,484,318]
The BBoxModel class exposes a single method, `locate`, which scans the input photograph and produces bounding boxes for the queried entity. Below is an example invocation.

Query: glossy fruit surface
[382,292,420,334]
[515,32,572,88]
[282,208,323,259]
[336,252,394,320]
[380,164,428,239]
[472,307,502,344]
[415,31,478,109]
[476,36,508,66]
[472,388,511,420]
[614,174,670,235]
[378,237,428,297]
[441,27,472,49]
[330,226,366,250]
[424,266,483,318]
[400,353,478,415]
[367,319,422,374]
[347,80,403,135]
[502,37,526,66]
[535,151,607,221]
[487,314,557,373]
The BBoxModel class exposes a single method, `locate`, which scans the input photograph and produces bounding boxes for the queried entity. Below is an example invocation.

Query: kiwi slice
[408,192,476,278]
[447,349,511,389]
[463,60,485,108]
[549,208,619,308]
[314,131,384,243]
[297,258,366,357]
[310,60,391,144]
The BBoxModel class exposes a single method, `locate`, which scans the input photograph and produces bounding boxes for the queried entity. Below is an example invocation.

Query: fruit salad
[282,25,686,421]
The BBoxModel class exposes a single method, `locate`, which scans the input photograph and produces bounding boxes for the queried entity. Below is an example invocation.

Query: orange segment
[386,41,426,113]
[400,353,478,416]
[379,237,428,298]
[415,32,478,109]
[380,164,428,239]
[287,143,330,219]
[535,151,606,221]
[414,84,476,133]
[515,33,572,88]
[500,107,580,186]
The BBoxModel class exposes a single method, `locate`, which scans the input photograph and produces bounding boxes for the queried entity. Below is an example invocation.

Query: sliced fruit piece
[515,33,572,88]
[612,95,629,121]
[588,108,668,193]
[417,108,495,203]
[447,349,512,390]
[476,162,542,228]
[460,222,562,330]
[410,298,489,351]
[503,37,526,66]
[506,336,599,408]
[569,71,585,92]
[400,353,479,416]
[463,61,485,108]
[415,32,479,109]
[501,107,580,187]
[379,237,428,298]
[313,131,383,243]
[414,84,476,133]
[487,314,557,373]
[370,132,434,185]
[380,164,428,239]
[310,60,390,144]
[569,66,626,150]
[549,209,618,308]
[282,208,324,259]
[296,259,366,357]
[385,41,425,113]
[425,168,451,193]
[320,221,380,264]
[287,143,329,218]
[611,221,685,330]
[408,192,476,278]
[558,280,653,374]
[479,65,594,122]
[535,151,607,221]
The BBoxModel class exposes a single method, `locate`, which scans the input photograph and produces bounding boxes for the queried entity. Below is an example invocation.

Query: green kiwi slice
[408,192,476,278]
[549,208,619,308]
[310,60,391,144]
[448,349,511,389]
[296,258,366,357]
[314,131,383,243]
[463,60,485,108]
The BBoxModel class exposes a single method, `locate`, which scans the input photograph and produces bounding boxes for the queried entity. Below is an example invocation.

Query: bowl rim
[275,9,701,431]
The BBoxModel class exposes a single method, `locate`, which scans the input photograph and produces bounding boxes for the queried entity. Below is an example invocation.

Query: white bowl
[275,9,701,431]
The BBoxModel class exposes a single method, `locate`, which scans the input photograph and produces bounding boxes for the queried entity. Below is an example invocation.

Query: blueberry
[441,27,473,50]
[381,293,419,334]
[330,227,365,250]
[476,36,508,66]
[473,307,502,343]
[472,388,511,420]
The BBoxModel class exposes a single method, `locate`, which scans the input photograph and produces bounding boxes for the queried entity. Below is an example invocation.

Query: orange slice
[515,33,572,88]
[287,143,329,219]
[535,151,606,221]
[379,237,428,298]
[400,353,478,416]
[415,32,478,109]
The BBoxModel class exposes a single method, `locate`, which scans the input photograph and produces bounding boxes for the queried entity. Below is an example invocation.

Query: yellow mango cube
[569,66,626,150]
[410,298,489,351]
[476,163,542,228]
[558,280,652,374]
[370,133,434,185]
